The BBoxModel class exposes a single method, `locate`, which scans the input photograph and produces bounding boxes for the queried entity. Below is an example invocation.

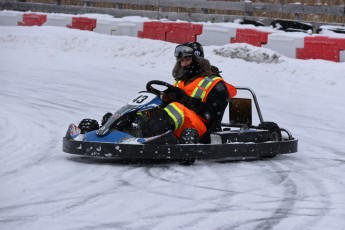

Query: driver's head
[173,42,211,81]
[174,44,194,68]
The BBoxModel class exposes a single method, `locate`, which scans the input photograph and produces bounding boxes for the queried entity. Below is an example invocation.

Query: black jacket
[177,80,229,132]
[172,56,229,132]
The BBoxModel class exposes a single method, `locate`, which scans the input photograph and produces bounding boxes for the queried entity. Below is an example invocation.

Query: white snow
[1,25,345,230]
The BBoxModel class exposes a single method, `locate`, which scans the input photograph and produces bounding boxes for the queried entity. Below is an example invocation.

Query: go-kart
[62,80,298,165]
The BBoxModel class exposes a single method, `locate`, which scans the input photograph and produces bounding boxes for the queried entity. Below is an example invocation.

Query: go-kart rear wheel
[269,127,282,142]
[259,122,282,142]
[259,122,282,158]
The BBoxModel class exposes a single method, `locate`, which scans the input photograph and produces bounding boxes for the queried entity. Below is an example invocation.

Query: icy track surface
[1,26,345,230]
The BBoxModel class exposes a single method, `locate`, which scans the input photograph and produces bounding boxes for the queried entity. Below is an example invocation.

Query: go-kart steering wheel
[146,80,175,95]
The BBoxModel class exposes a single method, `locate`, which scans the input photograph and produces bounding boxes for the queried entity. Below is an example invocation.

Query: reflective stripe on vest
[164,103,184,130]
[191,76,222,101]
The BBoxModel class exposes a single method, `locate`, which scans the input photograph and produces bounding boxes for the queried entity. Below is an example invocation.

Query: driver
[141,42,234,143]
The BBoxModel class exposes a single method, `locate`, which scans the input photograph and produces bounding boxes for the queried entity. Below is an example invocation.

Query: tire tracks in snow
[251,159,298,230]
[252,157,333,230]
[114,163,240,229]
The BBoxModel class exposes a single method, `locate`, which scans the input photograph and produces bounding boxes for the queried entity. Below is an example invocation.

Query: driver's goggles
[174,45,194,58]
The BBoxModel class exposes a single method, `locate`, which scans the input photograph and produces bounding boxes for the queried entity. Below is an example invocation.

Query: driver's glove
[101,112,112,126]
[162,87,188,103]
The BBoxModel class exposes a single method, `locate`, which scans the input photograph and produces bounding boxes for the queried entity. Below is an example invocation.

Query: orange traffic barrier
[67,17,97,31]
[137,21,170,41]
[18,13,47,26]
[165,22,203,43]
[297,36,345,62]
[138,22,203,43]
[231,28,271,47]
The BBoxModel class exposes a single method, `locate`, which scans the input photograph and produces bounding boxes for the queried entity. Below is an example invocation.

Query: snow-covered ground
[1,26,345,230]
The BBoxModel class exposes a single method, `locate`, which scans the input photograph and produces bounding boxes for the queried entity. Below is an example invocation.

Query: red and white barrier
[1,10,344,62]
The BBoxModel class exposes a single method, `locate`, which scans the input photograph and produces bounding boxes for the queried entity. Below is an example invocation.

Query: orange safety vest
[174,76,224,102]
[164,76,228,138]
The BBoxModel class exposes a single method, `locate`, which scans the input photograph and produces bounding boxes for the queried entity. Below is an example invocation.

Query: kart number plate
[128,92,156,105]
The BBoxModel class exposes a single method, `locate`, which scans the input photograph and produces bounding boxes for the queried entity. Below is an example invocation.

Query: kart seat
[229,98,252,127]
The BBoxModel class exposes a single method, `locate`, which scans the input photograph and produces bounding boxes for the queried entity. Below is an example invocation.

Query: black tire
[258,122,282,159]
[258,122,282,142]
[78,119,99,134]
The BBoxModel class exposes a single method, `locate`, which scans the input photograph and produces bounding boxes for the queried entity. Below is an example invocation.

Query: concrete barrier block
[197,25,237,46]
[0,11,23,26]
[94,20,144,36]
[114,21,144,37]
[94,20,115,35]
[44,14,72,27]
[340,50,345,62]
[263,33,306,58]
